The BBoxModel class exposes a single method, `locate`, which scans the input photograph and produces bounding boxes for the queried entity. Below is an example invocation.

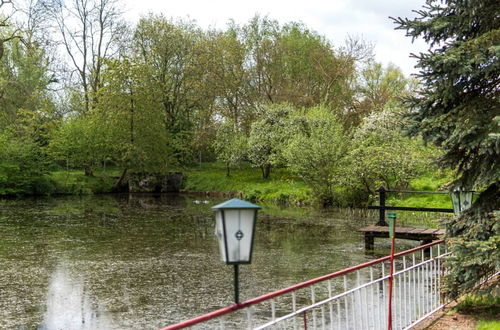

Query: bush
[32,175,57,195]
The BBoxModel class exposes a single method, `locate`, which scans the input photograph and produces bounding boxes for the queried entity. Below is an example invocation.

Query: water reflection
[39,265,116,330]
[0,194,419,329]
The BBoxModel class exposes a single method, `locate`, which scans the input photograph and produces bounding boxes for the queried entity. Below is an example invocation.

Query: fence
[368,187,454,226]
[162,240,449,330]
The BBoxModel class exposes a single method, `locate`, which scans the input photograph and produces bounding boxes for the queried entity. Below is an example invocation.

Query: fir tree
[393,0,499,297]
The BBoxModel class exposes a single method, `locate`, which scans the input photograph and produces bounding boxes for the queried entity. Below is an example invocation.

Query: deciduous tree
[46,0,126,113]
[284,106,347,205]
[247,104,293,179]
[213,120,247,177]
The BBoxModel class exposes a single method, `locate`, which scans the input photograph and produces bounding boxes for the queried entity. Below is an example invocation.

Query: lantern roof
[212,198,261,210]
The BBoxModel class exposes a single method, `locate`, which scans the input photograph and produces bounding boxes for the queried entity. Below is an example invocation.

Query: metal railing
[162,240,449,329]
[368,187,456,226]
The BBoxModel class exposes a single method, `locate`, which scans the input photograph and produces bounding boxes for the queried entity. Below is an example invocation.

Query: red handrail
[161,240,445,330]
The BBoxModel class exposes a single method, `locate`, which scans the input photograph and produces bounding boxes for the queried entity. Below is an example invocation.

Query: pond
[0,194,421,329]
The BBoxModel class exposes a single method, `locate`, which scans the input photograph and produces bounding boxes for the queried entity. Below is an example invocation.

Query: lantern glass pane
[223,209,255,263]
[451,191,474,216]
[214,211,227,262]
[451,191,473,215]
[451,192,460,215]
[461,192,473,211]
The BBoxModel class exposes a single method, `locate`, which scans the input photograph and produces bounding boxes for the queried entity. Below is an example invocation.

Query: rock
[128,172,184,193]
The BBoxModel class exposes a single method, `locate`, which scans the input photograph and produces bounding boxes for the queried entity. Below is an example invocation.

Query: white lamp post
[450,189,474,216]
[212,198,261,304]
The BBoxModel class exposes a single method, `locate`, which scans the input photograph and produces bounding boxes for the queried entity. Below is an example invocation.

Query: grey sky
[123,0,429,76]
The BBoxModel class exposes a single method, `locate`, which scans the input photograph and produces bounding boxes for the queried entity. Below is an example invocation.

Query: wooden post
[365,234,374,250]
[376,187,388,226]
[422,239,432,256]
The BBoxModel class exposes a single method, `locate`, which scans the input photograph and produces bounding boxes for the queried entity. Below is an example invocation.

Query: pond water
[0,194,420,329]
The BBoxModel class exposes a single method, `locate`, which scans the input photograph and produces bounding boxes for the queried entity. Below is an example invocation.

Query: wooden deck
[359,225,445,250]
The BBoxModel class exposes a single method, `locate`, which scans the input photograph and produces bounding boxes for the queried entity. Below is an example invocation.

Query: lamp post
[212,198,261,304]
[450,189,473,216]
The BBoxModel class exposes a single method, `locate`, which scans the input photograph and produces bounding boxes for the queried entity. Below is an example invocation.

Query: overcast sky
[123,0,429,77]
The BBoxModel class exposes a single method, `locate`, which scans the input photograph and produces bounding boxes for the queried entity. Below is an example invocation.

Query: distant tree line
[0,0,437,203]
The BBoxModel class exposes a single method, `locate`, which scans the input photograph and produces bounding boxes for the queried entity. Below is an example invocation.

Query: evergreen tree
[394,0,499,297]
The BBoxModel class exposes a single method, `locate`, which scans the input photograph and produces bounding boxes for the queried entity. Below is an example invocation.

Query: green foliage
[0,131,54,195]
[247,104,294,178]
[452,294,500,329]
[0,36,54,130]
[394,0,500,296]
[213,121,248,176]
[348,61,415,127]
[94,58,176,174]
[50,169,117,195]
[183,162,311,205]
[133,15,207,165]
[284,106,347,205]
[48,115,105,175]
[477,321,500,330]
[444,209,499,299]
[343,103,437,204]
[0,24,57,195]
[454,295,500,314]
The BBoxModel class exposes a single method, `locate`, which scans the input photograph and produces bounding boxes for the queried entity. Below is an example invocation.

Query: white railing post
[163,241,451,330]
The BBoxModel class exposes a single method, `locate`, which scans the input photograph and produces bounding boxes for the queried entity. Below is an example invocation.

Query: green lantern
[450,189,473,216]
[213,198,261,264]
[212,198,261,304]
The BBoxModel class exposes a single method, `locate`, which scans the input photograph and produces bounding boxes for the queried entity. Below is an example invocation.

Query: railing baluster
[356,270,363,330]
[163,242,450,330]
[403,255,408,327]
[351,278,356,329]
[327,280,333,330]
[433,257,437,309]
[292,291,298,330]
[321,305,326,330]
[426,256,430,313]
[336,296,341,330]
[363,287,372,329]
[397,269,402,329]
[219,315,224,330]
[382,261,387,328]
[311,286,317,329]
[343,276,349,330]
[246,306,252,330]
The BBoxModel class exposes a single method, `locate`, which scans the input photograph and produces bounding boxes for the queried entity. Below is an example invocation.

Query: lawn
[183,162,312,204]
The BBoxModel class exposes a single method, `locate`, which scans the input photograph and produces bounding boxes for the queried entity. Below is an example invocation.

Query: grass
[477,320,500,330]
[387,170,455,209]
[50,168,119,195]
[454,295,500,315]
[453,295,500,329]
[183,162,312,205]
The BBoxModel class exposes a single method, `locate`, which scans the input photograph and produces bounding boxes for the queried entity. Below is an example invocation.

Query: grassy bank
[183,162,312,205]
[184,163,456,207]
[49,168,118,195]
[386,172,455,209]
[12,163,456,212]
[424,294,500,330]
[455,295,500,329]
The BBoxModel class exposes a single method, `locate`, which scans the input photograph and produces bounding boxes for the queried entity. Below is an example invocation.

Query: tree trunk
[84,166,93,177]
[114,167,128,191]
[261,165,271,179]
[226,163,231,177]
